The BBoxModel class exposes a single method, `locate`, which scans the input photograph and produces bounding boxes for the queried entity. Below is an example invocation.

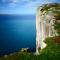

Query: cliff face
[36,3,60,54]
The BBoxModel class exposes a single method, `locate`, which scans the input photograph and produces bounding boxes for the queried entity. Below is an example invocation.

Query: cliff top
[38,3,60,12]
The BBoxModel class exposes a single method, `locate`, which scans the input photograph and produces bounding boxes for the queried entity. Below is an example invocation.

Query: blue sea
[0,15,36,56]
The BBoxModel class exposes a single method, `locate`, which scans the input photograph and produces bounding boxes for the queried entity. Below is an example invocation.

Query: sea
[0,14,36,56]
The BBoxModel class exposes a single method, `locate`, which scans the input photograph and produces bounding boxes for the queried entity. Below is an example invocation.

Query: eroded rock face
[36,3,60,54]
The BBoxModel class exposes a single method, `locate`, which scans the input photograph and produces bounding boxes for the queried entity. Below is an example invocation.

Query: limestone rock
[36,3,60,54]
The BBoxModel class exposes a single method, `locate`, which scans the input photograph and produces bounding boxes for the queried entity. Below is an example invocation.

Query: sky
[0,0,60,15]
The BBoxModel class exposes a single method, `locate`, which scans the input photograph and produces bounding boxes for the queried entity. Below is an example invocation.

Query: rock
[20,48,29,52]
[36,3,60,54]
[4,55,8,58]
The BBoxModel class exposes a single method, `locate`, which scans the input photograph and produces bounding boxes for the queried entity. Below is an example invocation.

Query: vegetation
[54,11,60,36]
[0,37,60,60]
[54,23,60,36]
[40,3,60,12]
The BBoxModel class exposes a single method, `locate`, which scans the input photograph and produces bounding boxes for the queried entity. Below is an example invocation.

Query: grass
[0,37,60,60]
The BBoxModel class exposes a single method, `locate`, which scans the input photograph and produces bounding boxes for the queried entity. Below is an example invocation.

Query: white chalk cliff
[36,3,60,54]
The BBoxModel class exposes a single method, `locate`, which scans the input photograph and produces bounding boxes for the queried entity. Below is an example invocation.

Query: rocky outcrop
[20,48,29,52]
[36,3,60,54]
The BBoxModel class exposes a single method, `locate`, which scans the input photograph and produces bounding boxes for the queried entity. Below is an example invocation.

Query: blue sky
[0,0,60,14]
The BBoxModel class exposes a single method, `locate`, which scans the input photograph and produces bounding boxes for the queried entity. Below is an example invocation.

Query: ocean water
[0,15,36,56]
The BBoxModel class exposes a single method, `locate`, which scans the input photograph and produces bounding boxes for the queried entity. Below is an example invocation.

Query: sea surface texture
[0,15,36,56]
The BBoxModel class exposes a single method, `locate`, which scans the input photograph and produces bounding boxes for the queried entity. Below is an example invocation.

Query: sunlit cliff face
[36,3,60,54]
